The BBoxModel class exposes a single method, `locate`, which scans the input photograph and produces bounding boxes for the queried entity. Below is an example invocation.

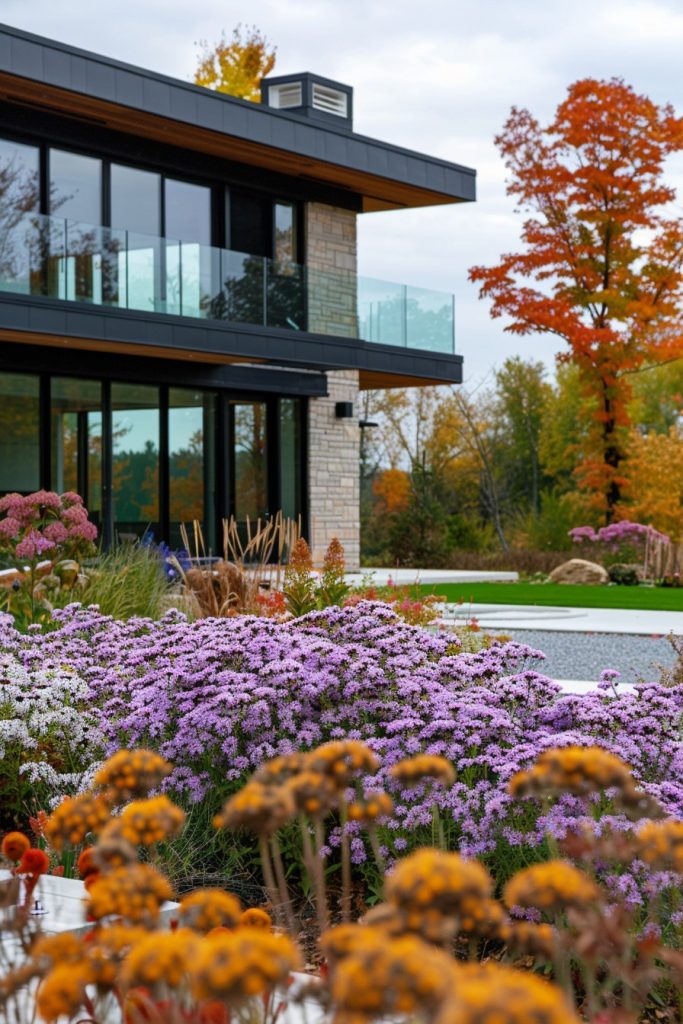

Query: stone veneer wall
[305,203,360,570]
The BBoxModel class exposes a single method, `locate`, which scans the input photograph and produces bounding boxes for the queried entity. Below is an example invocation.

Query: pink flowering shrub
[569,520,669,569]
[0,491,97,565]
[0,491,97,628]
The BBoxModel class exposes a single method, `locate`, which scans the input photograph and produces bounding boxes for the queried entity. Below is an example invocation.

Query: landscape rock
[548,558,609,585]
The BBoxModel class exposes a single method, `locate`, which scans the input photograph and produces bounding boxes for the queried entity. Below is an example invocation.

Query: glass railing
[0,211,455,354]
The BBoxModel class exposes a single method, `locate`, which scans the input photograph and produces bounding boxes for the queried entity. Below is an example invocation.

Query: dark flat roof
[0,24,476,212]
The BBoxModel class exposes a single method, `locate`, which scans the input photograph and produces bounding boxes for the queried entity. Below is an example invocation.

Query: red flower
[77,847,98,879]
[18,848,50,876]
[1,831,30,862]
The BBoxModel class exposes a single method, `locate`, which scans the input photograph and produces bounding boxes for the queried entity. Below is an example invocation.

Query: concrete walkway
[346,567,518,585]
[438,602,683,636]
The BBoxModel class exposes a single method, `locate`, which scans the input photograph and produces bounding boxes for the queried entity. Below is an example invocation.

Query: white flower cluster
[0,653,104,802]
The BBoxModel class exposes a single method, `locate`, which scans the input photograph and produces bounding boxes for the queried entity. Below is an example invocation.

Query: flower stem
[339,797,352,923]
[269,834,297,936]
[259,835,284,929]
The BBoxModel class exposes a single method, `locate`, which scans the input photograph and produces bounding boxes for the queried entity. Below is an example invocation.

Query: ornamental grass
[2,743,683,1023]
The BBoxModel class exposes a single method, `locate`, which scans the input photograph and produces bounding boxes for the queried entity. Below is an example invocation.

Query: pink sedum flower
[67,521,98,543]
[0,517,20,539]
[15,531,56,562]
[43,522,69,544]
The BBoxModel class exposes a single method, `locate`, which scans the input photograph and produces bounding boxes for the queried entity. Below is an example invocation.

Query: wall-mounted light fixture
[359,420,378,429]
[335,401,354,419]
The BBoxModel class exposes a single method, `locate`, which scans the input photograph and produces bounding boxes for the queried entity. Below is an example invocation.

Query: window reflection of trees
[233,402,267,521]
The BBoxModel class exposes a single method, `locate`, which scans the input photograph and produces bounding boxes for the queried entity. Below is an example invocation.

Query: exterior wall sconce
[335,401,354,419]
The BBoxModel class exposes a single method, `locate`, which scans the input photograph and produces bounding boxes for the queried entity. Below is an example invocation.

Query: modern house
[0,25,475,566]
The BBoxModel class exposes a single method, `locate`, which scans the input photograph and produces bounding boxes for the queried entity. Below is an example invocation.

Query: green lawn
[419,581,683,612]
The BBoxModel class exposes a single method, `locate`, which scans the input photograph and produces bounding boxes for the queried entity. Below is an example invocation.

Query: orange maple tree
[470,78,683,521]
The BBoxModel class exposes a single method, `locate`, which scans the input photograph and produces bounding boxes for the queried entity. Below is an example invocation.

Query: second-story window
[50,149,102,223]
[110,164,161,236]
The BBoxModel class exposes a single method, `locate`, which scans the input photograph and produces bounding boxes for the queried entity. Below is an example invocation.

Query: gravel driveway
[505,629,679,684]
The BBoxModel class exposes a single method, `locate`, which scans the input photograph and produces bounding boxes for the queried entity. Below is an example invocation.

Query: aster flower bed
[2,602,682,888]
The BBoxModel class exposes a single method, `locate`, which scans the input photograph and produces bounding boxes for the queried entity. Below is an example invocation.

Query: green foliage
[608,563,640,586]
[282,538,318,617]
[284,537,351,615]
[387,464,451,566]
[317,537,350,607]
[75,543,170,621]
[445,514,496,553]
[494,357,552,515]
[517,490,576,551]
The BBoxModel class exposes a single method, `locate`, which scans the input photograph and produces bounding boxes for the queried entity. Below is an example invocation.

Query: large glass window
[274,202,296,265]
[0,372,40,494]
[169,388,216,549]
[165,179,211,245]
[0,138,40,295]
[231,401,268,523]
[111,164,161,236]
[165,179,212,317]
[279,399,302,521]
[111,383,159,540]
[49,149,103,304]
[111,164,161,313]
[49,149,101,223]
[50,378,103,528]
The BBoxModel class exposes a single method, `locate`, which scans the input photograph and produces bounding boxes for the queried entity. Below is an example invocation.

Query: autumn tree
[470,79,683,522]
[493,357,552,515]
[618,426,683,540]
[194,25,276,102]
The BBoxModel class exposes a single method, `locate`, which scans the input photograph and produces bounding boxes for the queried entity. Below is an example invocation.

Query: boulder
[549,558,609,585]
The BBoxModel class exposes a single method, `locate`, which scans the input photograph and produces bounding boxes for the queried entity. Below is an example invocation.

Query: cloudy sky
[5,0,683,384]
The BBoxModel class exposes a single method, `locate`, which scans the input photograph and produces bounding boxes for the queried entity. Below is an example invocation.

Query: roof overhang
[0,25,476,212]
[0,293,463,390]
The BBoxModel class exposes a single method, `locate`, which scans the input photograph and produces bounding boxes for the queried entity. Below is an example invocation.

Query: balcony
[0,212,455,356]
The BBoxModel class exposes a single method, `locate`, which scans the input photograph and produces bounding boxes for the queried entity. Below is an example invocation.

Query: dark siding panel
[115,70,145,107]
[10,37,44,78]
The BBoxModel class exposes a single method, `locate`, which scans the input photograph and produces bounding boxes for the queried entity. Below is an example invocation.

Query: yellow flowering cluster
[119,929,199,990]
[390,755,456,787]
[179,889,242,933]
[36,963,95,1023]
[347,791,394,824]
[634,819,683,872]
[307,740,380,789]
[29,933,83,971]
[119,796,186,846]
[93,824,138,871]
[87,863,174,924]
[330,930,454,1018]
[44,792,112,850]
[386,849,493,922]
[85,926,147,989]
[503,860,599,916]
[191,930,300,1003]
[214,781,295,836]
[239,907,272,930]
[457,896,510,941]
[508,921,558,962]
[509,746,634,800]
[93,749,172,801]
[253,753,309,785]
[286,770,339,816]
[320,924,368,963]
[435,963,580,1024]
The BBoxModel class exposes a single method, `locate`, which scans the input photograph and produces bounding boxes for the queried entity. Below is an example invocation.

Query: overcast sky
[5,0,683,385]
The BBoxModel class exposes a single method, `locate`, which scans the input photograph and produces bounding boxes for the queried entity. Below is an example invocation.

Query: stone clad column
[305,203,360,570]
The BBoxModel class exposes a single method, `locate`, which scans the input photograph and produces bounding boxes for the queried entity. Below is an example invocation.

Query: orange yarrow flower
[1,831,30,862]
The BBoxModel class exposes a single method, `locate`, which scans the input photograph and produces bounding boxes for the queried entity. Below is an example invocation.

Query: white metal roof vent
[311,83,348,118]
[268,82,303,110]
[261,74,353,129]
